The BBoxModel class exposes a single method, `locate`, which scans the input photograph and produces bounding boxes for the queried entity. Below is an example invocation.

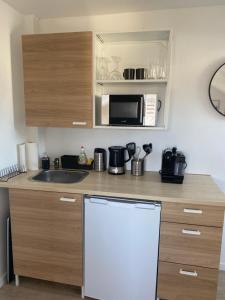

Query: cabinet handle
[60,197,76,203]
[182,229,201,236]
[183,208,203,214]
[179,269,198,277]
[72,121,87,126]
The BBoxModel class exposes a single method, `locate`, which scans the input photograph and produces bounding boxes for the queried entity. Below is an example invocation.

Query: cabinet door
[22,32,93,128]
[158,261,218,300]
[9,189,83,286]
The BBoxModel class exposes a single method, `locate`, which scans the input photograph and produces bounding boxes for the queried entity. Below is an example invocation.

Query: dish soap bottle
[78,146,87,165]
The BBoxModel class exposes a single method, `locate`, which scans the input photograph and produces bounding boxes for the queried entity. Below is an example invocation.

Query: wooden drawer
[157,261,219,300]
[9,189,83,286]
[159,222,222,269]
[161,202,224,227]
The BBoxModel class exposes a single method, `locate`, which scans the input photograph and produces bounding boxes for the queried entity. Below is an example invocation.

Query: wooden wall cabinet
[9,189,83,286]
[22,32,93,128]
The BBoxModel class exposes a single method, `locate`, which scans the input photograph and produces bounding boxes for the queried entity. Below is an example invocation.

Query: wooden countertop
[1,171,225,206]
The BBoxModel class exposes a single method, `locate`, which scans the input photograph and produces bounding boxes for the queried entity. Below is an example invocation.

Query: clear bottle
[78,146,88,165]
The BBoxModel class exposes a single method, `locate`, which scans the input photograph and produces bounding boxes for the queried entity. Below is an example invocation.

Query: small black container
[123,68,135,80]
[41,157,50,170]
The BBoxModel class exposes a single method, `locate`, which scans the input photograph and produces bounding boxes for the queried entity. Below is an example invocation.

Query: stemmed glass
[110,56,122,80]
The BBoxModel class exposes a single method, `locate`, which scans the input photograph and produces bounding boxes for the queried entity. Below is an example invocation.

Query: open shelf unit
[93,30,172,130]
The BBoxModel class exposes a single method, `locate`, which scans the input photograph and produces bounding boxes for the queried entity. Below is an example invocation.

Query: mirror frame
[209,62,225,117]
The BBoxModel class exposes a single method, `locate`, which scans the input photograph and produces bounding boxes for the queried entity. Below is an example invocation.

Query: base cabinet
[9,189,224,299]
[157,261,218,300]
[9,189,83,286]
[158,201,224,300]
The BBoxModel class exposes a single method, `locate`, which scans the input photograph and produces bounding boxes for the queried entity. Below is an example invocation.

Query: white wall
[1,1,225,275]
[38,6,225,268]
[0,0,27,286]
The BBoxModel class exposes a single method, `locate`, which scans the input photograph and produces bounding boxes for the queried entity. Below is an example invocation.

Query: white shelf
[97,31,170,43]
[96,79,168,85]
[94,125,166,130]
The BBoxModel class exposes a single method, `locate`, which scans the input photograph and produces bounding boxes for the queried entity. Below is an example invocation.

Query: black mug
[136,68,146,80]
[123,68,135,80]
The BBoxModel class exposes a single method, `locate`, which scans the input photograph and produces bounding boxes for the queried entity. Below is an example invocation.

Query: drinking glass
[96,57,110,80]
[110,56,122,80]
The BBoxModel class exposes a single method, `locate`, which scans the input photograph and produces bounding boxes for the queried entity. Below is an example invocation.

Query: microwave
[100,94,160,126]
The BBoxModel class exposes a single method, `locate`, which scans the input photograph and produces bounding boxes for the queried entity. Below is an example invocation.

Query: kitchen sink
[32,169,89,184]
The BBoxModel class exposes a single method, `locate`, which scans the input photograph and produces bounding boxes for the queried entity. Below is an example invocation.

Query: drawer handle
[60,197,76,203]
[179,269,198,277]
[182,229,201,236]
[183,208,203,214]
[72,121,87,126]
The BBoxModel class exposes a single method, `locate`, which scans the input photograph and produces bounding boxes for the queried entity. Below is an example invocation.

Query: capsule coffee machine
[108,143,135,175]
[160,147,187,184]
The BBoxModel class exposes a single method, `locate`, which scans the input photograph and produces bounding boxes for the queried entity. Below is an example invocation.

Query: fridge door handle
[134,203,157,210]
[89,198,108,205]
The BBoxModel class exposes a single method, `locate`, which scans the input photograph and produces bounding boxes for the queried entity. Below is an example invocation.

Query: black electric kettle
[108,143,135,175]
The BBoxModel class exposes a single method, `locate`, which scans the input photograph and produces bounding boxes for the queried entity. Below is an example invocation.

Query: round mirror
[209,63,225,116]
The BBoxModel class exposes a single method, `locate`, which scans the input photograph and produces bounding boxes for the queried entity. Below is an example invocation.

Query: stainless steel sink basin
[32,169,89,184]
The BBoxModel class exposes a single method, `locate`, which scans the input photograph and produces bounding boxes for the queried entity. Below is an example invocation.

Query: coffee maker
[160,147,187,184]
[108,143,135,175]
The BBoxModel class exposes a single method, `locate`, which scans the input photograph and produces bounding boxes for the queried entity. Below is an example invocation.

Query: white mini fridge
[84,196,161,300]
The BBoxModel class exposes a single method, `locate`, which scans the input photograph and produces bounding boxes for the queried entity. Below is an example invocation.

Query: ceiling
[3,0,225,19]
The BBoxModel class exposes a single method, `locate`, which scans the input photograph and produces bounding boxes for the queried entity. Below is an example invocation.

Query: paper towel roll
[26,142,39,171]
[18,143,27,172]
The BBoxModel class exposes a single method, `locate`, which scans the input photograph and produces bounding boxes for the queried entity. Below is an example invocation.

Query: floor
[0,272,224,299]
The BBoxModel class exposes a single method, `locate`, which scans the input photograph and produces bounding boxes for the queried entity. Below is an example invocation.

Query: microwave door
[109,95,143,126]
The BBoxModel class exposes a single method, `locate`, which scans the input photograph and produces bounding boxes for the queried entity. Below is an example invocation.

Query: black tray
[61,155,94,170]
[161,173,184,184]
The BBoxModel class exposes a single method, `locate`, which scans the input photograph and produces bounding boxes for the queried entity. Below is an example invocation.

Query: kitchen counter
[1,170,225,206]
